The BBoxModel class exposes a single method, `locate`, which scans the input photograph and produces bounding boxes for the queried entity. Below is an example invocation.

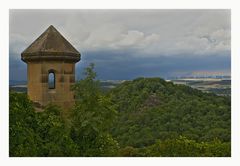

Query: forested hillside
[109,77,231,148]
[9,64,231,157]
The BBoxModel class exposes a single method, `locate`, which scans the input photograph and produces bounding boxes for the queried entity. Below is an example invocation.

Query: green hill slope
[109,77,231,148]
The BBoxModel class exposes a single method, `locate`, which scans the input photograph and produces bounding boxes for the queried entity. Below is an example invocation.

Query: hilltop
[109,77,231,149]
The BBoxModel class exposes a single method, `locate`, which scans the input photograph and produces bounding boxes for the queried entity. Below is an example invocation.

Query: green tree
[70,63,119,156]
[9,93,79,157]
[35,105,79,156]
[9,92,40,156]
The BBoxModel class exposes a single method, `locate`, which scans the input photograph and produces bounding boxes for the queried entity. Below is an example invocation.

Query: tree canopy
[109,77,230,150]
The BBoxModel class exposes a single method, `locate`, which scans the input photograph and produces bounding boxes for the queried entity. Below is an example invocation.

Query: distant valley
[10,76,231,96]
[168,78,231,96]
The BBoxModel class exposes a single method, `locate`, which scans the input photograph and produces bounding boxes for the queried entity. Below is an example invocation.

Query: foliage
[70,63,119,156]
[9,64,119,157]
[119,136,230,157]
[145,136,230,157]
[109,77,231,150]
[9,66,231,157]
[9,93,79,157]
[9,92,40,156]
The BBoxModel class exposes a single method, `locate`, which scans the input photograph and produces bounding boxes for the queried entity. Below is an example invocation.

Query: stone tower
[21,25,81,110]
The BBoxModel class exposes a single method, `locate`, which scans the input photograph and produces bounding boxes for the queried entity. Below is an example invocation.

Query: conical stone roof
[21,25,81,62]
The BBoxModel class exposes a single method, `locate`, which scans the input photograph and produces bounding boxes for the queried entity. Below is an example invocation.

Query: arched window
[48,71,55,89]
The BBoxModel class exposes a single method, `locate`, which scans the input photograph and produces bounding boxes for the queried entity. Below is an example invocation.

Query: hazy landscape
[10,76,231,96]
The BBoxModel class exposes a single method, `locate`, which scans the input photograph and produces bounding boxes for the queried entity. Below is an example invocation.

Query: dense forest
[9,64,231,157]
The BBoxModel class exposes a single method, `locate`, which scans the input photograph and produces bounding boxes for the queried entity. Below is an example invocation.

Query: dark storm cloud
[75,50,230,80]
[9,55,27,81]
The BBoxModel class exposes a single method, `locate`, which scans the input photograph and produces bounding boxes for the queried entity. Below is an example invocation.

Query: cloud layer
[9,9,231,80]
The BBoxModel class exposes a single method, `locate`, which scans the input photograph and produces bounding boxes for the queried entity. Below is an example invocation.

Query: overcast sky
[9,9,231,81]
